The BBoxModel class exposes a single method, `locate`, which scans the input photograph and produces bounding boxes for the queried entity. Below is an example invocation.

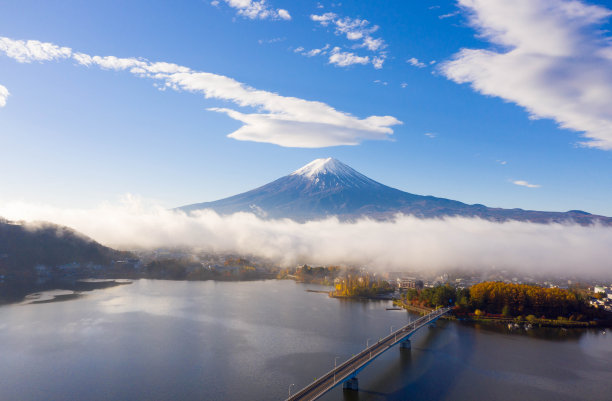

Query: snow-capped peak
[290,157,382,189]
[291,158,351,179]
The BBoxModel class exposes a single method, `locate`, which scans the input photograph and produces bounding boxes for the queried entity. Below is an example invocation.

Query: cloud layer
[0,36,400,148]
[441,0,612,150]
[2,196,611,278]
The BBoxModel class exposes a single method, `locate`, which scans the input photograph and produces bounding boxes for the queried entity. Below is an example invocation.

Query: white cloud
[424,132,436,138]
[362,36,385,52]
[400,82,408,88]
[310,13,387,68]
[2,197,612,277]
[220,0,291,20]
[407,57,426,68]
[299,43,383,69]
[294,44,330,58]
[513,180,540,188]
[311,12,337,26]
[277,9,291,20]
[497,160,507,165]
[333,16,379,41]
[0,84,9,107]
[328,47,370,67]
[0,38,71,63]
[306,48,323,57]
[441,0,612,150]
[0,36,401,148]
[372,55,385,69]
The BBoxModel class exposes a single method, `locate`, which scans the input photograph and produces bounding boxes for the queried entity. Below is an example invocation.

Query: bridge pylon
[400,339,411,350]
[342,377,358,391]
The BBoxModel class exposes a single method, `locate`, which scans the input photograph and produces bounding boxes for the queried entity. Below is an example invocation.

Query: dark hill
[0,218,127,302]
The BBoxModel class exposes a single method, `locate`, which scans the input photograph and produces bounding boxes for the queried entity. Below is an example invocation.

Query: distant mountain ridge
[179,158,612,225]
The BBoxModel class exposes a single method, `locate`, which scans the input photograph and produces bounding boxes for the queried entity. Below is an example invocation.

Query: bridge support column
[400,339,411,350]
[429,321,437,329]
[343,377,358,391]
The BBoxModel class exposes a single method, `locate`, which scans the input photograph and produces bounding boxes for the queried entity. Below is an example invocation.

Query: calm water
[0,280,610,401]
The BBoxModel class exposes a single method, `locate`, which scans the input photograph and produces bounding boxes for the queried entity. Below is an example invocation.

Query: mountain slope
[179,158,612,224]
[0,218,126,281]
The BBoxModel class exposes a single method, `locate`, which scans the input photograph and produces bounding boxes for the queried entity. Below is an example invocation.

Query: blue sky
[2,0,612,216]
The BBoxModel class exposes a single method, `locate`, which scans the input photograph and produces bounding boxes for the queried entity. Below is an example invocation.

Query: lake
[0,279,610,400]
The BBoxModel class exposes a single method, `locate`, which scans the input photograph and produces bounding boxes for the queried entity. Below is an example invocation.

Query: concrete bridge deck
[286,306,452,401]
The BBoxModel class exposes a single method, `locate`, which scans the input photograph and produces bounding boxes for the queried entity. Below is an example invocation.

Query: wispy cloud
[305,47,326,57]
[438,11,460,19]
[497,160,507,165]
[216,0,291,20]
[0,36,401,148]
[2,197,612,277]
[0,84,9,107]
[407,57,426,68]
[441,0,612,150]
[294,44,330,57]
[512,180,540,188]
[310,13,387,69]
[258,37,285,44]
[424,132,436,138]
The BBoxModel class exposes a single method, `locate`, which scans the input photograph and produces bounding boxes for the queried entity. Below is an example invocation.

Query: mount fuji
[179,158,611,224]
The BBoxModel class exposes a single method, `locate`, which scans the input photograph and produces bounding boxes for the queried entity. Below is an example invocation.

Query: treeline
[467,282,590,319]
[403,285,467,309]
[277,265,341,285]
[333,273,393,298]
[403,281,596,320]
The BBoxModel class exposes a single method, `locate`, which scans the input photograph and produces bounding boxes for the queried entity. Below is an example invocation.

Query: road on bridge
[286,307,451,401]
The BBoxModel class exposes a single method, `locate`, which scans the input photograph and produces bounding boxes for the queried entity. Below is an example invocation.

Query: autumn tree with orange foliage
[469,282,589,319]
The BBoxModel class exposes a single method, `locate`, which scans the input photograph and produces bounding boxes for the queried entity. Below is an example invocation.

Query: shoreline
[394,300,612,328]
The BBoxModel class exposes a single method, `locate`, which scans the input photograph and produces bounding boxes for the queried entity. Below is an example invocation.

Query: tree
[502,305,511,317]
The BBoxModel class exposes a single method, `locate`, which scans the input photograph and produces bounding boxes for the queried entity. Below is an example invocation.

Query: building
[397,277,424,291]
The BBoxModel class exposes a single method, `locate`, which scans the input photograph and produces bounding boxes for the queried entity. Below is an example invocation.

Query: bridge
[286,306,452,401]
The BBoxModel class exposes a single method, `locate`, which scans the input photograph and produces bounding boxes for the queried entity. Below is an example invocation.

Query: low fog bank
[1,196,611,277]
